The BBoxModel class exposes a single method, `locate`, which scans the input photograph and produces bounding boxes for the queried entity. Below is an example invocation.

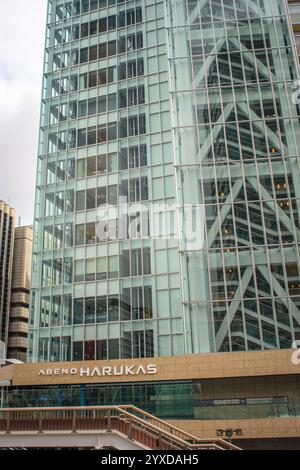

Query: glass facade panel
[29,0,300,362]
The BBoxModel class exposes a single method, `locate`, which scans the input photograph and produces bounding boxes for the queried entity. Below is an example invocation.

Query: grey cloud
[0,0,47,225]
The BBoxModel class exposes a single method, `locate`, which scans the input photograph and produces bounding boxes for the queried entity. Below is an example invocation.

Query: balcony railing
[0,405,241,450]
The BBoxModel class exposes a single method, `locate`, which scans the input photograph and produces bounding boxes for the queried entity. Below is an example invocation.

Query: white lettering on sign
[38,364,157,378]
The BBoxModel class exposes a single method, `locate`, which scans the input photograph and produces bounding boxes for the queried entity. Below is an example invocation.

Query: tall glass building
[29,0,300,363]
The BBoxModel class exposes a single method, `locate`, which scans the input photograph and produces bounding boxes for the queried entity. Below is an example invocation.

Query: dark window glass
[86,223,95,245]
[80,47,88,63]
[81,22,89,38]
[73,341,83,360]
[88,71,97,88]
[99,43,106,58]
[90,20,98,35]
[84,341,95,360]
[97,339,107,359]
[89,45,98,61]
[85,298,95,324]
[96,297,107,322]
[86,188,96,209]
[88,126,97,145]
[78,128,87,146]
[74,298,83,324]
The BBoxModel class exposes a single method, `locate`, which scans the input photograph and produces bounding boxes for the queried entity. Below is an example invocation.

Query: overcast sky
[0,0,47,226]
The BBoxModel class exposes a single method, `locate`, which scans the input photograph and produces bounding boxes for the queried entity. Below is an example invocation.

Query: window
[75,224,85,245]
[88,71,97,88]
[108,122,117,141]
[97,187,107,205]
[108,339,119,359]
[108,255,119,279]
[108,15,116,30]
[90,20,98,35]
[131,249,142,276]
[88,126,97,145]
[81,22,89,38]
[97,155,106,173]
[98,69,107,85]
[108,185,118,205]
[89,45,98,61]
[108,153,118,172]
[80,48,88,64]
[119,33,143,54]
[123,248,151,276]
[87,156,97,176]
[97,339,107,359]
[96,297,107,323]
[76,190,85,211]
[86,259,96,281]
[97,125,107,143]
[108,41,116,56]
[99,43,106,58]
[85,297,95,323]
[78,128,87,146]
[75,259,84,282]
[120,145,147,170]
[74,298,83,324]
[133,330,154,358]
[99,18,107,32]
[73,341,83,360]
[130,178,140,202]
[108,296,119,322]
[84,341,95,360]
[132,287,143,320]
[97,257,107,280]
[77,159,86,178]
[86,223,95,244]
[86,188,96,209]
[88,97,97,115]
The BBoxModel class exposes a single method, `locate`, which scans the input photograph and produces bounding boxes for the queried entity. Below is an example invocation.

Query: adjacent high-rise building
[0,202,32,362]
[8,226,33,362]
[288,1,300,56]
[0,201,15,350]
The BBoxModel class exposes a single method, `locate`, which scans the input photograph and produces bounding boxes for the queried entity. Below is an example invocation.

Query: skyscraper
[0,201,15,350]
[0,203,32,363]
[29,0,300,363]
[8,226,33,363]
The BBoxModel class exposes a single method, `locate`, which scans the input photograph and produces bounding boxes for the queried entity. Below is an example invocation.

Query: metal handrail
[117,405,241,450]
[0,405,241,450]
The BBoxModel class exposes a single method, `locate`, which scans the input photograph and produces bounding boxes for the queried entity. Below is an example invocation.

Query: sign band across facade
[38,364,158,378]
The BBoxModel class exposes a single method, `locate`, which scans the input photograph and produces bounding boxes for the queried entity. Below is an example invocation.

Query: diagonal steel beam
[258,265,300,325]
[199,102,234,161]
[216,266,253,350]
[207,179,244,247]
[229,37,276,82]
[248,176,300,239]
[188,0,208,25]
[237,102,288,154]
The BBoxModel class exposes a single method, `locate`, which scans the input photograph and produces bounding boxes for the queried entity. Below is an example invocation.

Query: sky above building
[0,0,47,225]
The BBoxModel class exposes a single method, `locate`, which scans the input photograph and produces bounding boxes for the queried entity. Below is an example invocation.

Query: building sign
[38,364,157,378]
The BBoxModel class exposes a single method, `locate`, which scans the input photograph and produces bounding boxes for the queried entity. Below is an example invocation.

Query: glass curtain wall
[29,0,184,363]
[165,0,300,352]
[29,0,300,363]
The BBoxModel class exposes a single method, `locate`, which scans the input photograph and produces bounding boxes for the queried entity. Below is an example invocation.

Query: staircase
[0,406,241,450]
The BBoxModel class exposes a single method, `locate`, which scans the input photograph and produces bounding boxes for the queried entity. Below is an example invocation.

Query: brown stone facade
[1,349,300,449]
[0,348,299,387]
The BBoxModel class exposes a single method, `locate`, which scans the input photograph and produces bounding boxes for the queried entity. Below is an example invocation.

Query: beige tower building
[8,226,33,363]
[0,201,15,350]
[288,1,300,55]
[0,201,32,362]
